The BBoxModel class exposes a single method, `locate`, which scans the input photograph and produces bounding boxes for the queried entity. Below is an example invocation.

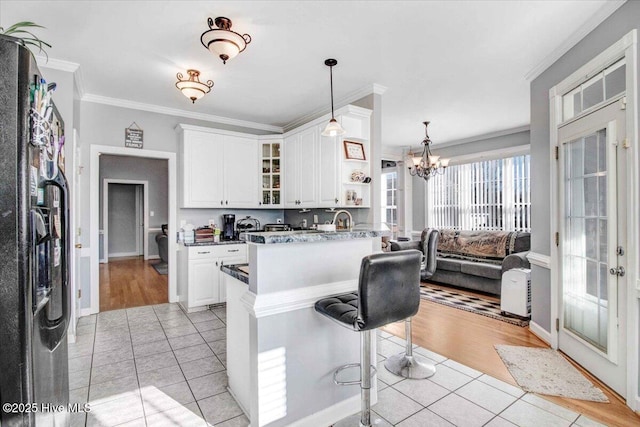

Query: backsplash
[284,208,370,228]
[179,209,284,229]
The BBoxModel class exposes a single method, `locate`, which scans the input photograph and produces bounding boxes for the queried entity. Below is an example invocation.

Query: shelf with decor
[340,135,371,207]
[259,139,282,207]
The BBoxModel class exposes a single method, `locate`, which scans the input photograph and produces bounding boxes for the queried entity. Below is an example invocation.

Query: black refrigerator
[0,35,70,426]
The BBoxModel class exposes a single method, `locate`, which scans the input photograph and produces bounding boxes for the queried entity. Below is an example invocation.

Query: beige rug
[495,345,609,402]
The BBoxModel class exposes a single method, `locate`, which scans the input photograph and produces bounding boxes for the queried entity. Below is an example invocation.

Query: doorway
[558,98,627,397]
[89,145,178,313]
[102,180,148,261]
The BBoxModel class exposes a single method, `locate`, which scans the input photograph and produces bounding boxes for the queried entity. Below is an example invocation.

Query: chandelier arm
[329,65,335,119]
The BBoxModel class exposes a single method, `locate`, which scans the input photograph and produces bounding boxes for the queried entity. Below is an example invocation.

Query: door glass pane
[605,61,625,99]
[563,129,609,352]
[583,75,604,110]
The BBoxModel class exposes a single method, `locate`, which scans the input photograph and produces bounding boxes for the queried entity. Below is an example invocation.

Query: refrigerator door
[31,179,70,427]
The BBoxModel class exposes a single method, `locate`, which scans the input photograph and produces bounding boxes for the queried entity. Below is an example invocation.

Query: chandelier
[175,70,213,103]
[407,121,450,180]
[200,17,252,64]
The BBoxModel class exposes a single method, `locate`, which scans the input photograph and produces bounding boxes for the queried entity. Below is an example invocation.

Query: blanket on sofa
[437,230,518,263]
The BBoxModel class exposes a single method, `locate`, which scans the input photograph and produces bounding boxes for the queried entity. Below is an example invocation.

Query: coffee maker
[222,214,236,241]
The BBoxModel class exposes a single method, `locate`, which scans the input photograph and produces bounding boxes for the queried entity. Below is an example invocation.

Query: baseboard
[147,255,160,260]
[529,320,551,345]
[108,251,140,258]
[287,394,361,427]
[79,308,94,317]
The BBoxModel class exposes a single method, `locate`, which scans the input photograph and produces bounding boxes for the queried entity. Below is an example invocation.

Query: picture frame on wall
[343,140,366,160]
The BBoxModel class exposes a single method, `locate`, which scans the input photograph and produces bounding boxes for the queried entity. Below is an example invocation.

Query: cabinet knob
[220,200,223,205]
[215,261,218,266]
[259,202,262,205]
[335,198,338,204]
[226,200,228,205]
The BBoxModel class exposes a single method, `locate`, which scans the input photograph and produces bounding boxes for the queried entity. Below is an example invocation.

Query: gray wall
[529,0,640,333]
[412,176,427,231]
[107,183,138,255]
[99,155,168,257]
[99,155,169,228]
[431,129,530,160]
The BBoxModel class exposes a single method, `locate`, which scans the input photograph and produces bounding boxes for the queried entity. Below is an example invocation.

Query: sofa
[391,229,530,296]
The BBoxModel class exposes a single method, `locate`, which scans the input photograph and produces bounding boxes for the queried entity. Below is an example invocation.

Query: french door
[558,98,627,397]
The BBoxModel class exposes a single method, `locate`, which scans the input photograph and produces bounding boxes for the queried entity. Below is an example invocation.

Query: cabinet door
[224,135,258,208]
[218,256,247,302]
[318,132,340,207]
[183,132,224,207]
[283,134,299,207]
[297,127,318,207]
[189,258,219,306]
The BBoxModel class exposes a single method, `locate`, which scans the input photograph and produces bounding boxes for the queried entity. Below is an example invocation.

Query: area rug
[495,345,609,402]
[420,283,529,327]
[152,262,168,275]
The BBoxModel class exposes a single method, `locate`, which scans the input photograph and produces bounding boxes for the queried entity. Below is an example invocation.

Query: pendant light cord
[330,65,335,119]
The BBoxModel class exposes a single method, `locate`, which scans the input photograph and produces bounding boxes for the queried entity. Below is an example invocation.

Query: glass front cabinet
[259,139,282,207]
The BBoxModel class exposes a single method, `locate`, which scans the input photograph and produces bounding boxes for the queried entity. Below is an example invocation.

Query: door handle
[609,266,625,277]
[75,243,82,249]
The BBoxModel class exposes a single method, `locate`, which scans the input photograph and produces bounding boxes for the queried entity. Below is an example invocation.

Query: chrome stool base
[384,317,436,379]
[384,353,436,379]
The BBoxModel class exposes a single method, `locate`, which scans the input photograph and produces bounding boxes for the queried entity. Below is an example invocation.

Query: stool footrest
[333,363,378,386]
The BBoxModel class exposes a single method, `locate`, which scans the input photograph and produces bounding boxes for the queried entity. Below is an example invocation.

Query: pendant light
[321,58,346,137]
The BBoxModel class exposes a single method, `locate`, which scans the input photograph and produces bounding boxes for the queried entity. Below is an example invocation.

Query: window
[427,155,530,232]
[381,171,398,238]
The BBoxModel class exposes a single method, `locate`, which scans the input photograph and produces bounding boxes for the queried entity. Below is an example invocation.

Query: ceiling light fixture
[200,17,252,64]
[407,121,450,180]
[175,69,213,103]
[321,58,346,137]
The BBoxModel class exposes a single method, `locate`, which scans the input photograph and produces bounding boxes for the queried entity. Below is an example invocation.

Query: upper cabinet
[284,127,318,208]
[176,105,371,210]
[259,137,283,207]
[177,125,258,208]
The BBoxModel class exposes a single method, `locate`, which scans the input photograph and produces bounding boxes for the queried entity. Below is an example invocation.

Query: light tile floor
[68,304,606,427]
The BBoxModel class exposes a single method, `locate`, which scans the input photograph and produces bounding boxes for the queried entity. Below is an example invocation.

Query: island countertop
[220,263,249,285]
[243,228,387,244]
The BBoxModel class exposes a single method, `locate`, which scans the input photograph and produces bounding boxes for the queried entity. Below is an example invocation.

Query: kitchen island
[222,229,385,427]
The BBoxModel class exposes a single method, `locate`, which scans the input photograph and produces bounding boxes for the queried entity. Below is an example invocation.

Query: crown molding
[283,83,387,132]
[525,0,626,81]
[35,56,79,73]
[82,94,283,133]
[431,124,530,149]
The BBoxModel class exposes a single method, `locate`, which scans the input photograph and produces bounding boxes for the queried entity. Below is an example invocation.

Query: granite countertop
[220,263,249,284]
[243,228,387,244]
[183,240,246,247]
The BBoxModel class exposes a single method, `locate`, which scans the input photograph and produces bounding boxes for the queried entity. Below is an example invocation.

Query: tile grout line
[126,308,151,427]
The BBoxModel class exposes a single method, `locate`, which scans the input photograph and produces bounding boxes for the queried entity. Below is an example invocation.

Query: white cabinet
[284,127,318,208]
[178,244,247,312]
[179,130,225,208]
[318,133,341,207]
[225,135,259,208]
[178,126,258,208]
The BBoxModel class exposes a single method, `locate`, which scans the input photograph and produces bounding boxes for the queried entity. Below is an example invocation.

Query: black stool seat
[314,292,360,330]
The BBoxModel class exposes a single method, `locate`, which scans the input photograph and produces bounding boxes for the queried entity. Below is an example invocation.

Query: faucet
[331,210,353,231]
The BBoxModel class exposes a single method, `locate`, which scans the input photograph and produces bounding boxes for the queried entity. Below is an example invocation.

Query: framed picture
[343,141,366,160]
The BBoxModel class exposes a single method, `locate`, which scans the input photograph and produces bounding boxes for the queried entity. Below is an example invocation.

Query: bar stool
[385,228,439,379]
[314,250,422,427]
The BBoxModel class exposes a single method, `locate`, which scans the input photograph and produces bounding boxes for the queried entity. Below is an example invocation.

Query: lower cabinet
[178,244,248,312]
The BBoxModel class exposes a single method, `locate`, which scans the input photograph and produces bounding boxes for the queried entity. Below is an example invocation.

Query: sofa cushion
[437,229,530,261]
[435,257,461,273]
[459,260,502,280]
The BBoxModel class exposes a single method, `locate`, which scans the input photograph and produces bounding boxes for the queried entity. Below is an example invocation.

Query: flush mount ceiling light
[407,121,450,180]
[200,17,252,64]
[175,69,213,103]
[321,59,346,137]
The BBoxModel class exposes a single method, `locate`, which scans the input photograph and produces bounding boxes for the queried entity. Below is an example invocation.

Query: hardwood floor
[382,286,640,427]
[99,256,168,311]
